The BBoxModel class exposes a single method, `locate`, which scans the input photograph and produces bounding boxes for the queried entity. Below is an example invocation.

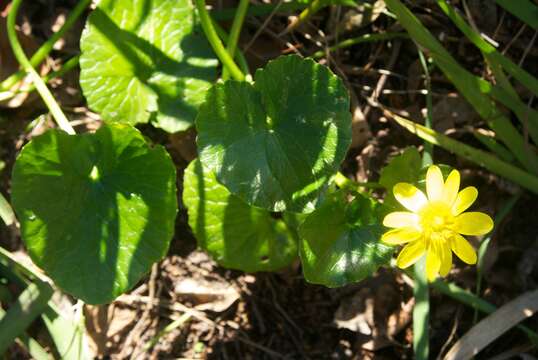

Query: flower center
[419,201,455,243]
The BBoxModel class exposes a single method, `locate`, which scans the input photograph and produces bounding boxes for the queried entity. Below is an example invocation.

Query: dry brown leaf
[334,288,374,334]
[338,0,386,33]
[175,277,240,312]
[431,94,479,133]
[443,289,538,360]
[350,106,370,149]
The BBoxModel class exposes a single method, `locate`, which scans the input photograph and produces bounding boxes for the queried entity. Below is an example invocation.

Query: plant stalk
[194,0,245,81]
[222,0,250,80]
[7,0,75,134]
[0,0,90,92]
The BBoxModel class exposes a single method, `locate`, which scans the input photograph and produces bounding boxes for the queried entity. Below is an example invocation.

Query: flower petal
[439,242,452,277]
[382,228,422,245]
[452,186,478,215]
[426,250,441,281]
[426,165,444,201]
[393,183,428,212]
[443,169,460,206]
[396,240,426,268]
[451,234,477,264]
[383,212,420,228]
[454,212,494,235]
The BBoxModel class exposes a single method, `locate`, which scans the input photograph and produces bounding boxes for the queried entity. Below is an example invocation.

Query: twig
[363,41,402,118]
[243,0,284,53]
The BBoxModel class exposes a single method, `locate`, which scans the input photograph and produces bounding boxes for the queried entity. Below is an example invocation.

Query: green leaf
[196,55,352,213]
[183,159,297,272]
[379,146,421,209]
[11,124,177,304]
[299,191,393,287]
[79,0,217,133]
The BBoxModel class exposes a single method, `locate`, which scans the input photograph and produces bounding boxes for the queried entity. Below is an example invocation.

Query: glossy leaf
[299,191,393,287]
[379,146,422,209]
[80,0,217,133]
[11,124,177,304]
[196,55,352,213]
[183,159,297,272]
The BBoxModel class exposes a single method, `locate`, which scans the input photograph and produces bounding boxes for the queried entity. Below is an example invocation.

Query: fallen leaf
[175,277,240,312]
[334,288,374,334]
[444,289,538,360]
[431,94,479,133]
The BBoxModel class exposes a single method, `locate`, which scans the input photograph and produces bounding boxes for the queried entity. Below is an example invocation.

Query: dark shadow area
[203,269,412,359]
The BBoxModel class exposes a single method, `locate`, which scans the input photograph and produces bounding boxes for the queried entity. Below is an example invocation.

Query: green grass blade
[472,129,515,163]
[0,307,53,360]
[436,0,538,97]
[0,282,53,354]
[0,193,14,226]
[311,32,408,59]
[474,192,521,323]
[432,280,538,345]
[0,0,91,92]
[42,304,92,360]
[0,247,91,359]
[17,336,53,360]
[384,0,538,174]
[211,1,308,21]
[390,113,538,194]
[494,0,538,30]
[435,0,538,147]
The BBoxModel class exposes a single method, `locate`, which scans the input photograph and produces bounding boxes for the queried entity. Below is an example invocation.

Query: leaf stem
[418,49,433,166]
[310,33,408,59]
[7,0,75,134]
[212,21,250,77]
[222,0,250,80]
[334,172,385,190]
[280,0,325,35]
[0,0,90,92]
[194,0,245,81]
[411,48,434,360]
[1,55,80,101]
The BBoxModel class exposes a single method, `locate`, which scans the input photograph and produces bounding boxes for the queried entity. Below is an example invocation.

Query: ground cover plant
[0,0,537,358]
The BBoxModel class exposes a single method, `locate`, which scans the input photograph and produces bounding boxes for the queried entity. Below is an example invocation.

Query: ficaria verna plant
[5,0,495,318]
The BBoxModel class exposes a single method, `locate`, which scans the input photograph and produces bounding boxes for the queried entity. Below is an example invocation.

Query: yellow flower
[381,165,493,281]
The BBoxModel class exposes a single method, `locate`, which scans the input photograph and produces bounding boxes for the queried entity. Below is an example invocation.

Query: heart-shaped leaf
[299,191,393,287]
[196,55,352,213]
[183,159,298,272]
[80,0,217,133]
[11,124,177,304]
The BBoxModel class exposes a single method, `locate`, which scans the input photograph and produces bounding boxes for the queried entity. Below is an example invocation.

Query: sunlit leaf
[80,0,217,133]
[11,124,177,304]
[299,191,393,287]
[183,159,297,272]
[196,55,352,213]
